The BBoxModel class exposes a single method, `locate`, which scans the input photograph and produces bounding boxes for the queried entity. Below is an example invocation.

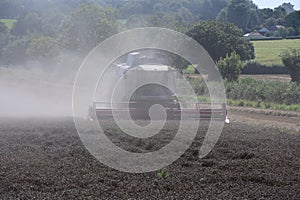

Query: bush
[242,61,288,74]
[189,78,300,105]
[250,37,283,41]
[183,65,196,74]
[217,52,243,81]
[189,78,208,95]
[238,101,244,106]
[286,35,300,39]
[281,48,300,83]
[225,78,300,105]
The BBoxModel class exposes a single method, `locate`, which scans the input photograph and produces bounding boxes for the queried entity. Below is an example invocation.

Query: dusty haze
[0,56,80,117]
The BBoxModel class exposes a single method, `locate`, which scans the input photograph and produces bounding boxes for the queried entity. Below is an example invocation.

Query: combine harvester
[90,52,228,122]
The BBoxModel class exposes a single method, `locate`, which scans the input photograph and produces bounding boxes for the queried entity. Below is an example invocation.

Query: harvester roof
[134,64,171,71]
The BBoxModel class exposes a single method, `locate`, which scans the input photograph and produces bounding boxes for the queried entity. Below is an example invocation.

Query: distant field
[252,39,300,66]
[0,19,16,29]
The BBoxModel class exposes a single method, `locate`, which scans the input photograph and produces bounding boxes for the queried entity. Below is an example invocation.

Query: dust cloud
[0,54,81,117]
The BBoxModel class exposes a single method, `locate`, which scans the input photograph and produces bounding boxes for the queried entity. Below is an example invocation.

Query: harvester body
[92,52,228,121]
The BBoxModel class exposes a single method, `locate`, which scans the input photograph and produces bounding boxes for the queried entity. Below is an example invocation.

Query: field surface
[252,39,300,66]
[0,118,299,199]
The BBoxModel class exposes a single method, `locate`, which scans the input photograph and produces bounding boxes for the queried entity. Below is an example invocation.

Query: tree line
[1,0,300,33]
[0,0,299,83]
[0,0,250,65]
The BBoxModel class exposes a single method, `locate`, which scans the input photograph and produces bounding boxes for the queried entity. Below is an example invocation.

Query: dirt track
[240,74,291,82]
[0,117,299,199]
[229,106,300,133]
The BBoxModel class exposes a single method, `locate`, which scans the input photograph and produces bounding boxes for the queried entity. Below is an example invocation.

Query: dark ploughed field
[0,118,299,199]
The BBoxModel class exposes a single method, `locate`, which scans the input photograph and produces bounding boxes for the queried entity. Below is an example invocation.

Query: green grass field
[0,19,16,29]
[252,39,300,66]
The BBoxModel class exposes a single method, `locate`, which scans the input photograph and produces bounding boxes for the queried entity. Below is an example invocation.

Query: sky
[252,0,300,10]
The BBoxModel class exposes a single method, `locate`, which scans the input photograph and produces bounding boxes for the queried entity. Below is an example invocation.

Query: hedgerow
[189,77,300,105]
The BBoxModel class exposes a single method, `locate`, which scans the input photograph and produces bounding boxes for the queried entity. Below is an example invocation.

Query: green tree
[257,8,273,25]
[0,21,8,34]
[281,48,300,83]
[286,27,295,36]
[119,1,143,18]
[273,6,287,20]
[2,35,32,64]
[0,22,9,63]
[281,3,295,14]
[0,0,23,19]
[186,20,255,62]
[284,11,300,30]
[216,0,258,32]
[117,0,227,28]
[26,36,60,63]
[41,9,65,38]
[217,52,243,81]
[199,0,227,20]
[125,14,149,29]
[264,17,277,29]
[61,4,119,53]
[275,27,288,38]
[273,5,287,24]
[11,12,43,36]
[146,12,187,32]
